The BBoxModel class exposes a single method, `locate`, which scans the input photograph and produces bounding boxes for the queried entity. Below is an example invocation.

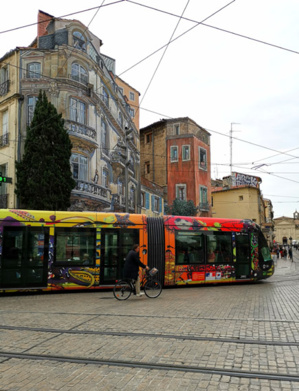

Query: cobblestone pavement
[1,252,299,390]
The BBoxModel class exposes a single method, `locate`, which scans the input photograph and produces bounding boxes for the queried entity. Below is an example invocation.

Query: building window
[71,154,88,180]
[71,63,88,85]
[239,195,243,201]
[73,31,86,51]
[129,91,135,101]
[2,110,8,134]
[182,145,190,161]
[27,96,38,125]
[176,184,186,201]
[170,146,178,162]
[140,192,145,208]
[199,147,207,170]
[130,187,135,207]
[119,87,124,95]
[102,87,109,107]
[27,62,41,79]
[145,161,150,174]
[199,186,208,211]
[102,168,108,188]
[70,98,86,124]
[153,197,159,212]
[101,119,109,154]
[146,133,152,143]
[129,108,135,118]
[118,112,123,128]
[117,177,123,195]
[174,124,180,135]
[0,67,9,96]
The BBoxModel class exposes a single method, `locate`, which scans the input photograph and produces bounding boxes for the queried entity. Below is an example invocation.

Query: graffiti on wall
[232,173,259,188]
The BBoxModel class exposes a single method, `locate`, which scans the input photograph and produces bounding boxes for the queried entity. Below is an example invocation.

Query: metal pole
[125,144,129,213]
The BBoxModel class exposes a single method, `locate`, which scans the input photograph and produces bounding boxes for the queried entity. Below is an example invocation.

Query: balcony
[0,133,9,148]
[199,202,209,211]
[66,121,97,144]
[100,94,109,109]
[0,80,10,96]
[73,179,111,199]
[69,73,88,85]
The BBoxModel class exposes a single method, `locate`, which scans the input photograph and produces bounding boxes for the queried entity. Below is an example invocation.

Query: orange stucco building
[140,117,211,216]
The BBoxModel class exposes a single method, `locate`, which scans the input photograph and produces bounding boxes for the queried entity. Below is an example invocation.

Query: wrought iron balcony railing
[0,133,9,147]
[199,202,210,211]
[0,80,9,96]
[73,179,111,199]
[66,121,96,141]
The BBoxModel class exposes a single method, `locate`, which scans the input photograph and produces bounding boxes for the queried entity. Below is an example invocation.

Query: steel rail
[1,324,299,347]
[1,350,299,382]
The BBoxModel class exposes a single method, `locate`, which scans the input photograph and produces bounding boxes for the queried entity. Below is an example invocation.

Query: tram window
[54,228,96,266]
[2,228,24,267]
[236,233,250,264]
[258,231,272,262]
[207,233,232,264]
[175,232,204,264]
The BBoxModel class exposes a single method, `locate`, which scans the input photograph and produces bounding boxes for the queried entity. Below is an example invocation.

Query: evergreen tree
[165,198,198,216]
[15,91,76,210]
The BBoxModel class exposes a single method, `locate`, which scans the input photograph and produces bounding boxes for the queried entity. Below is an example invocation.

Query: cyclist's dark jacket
[123,250,146,280]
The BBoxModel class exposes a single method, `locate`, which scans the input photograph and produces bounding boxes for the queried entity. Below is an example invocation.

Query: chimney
[38,10,54,37]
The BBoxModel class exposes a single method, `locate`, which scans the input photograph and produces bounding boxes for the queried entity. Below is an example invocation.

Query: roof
[140,117,210,135]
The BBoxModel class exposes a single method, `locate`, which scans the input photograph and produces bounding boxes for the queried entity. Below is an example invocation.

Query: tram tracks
[0,320,299,382]
[1,324,299,347]
[1,349,299,383]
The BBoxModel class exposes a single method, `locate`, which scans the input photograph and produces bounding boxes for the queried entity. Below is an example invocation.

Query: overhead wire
[0,1,125,35]
[126,0,299,56]
[1,2,299,206]
[137,0,192,115]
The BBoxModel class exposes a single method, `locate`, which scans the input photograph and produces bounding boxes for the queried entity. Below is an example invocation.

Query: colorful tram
[0,210,274,292]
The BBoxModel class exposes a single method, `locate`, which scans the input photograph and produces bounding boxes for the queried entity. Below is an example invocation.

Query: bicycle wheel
[144,279,162,298]
[113,281,132,300]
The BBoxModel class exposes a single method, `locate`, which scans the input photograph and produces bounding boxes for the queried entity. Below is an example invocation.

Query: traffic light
[0,172,12,185]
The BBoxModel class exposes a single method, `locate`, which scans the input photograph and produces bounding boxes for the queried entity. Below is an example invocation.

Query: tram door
[100,228,139,284]
[235,233,251,279]
[0,226,49,288]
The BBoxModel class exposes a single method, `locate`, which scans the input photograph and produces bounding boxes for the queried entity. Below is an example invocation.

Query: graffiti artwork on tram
[175,264,236,284]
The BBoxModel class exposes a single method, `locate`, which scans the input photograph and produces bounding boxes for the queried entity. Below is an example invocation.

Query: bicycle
[113,268,162,300]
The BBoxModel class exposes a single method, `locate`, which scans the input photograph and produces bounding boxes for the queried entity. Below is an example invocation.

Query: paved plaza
[1,252,299,390]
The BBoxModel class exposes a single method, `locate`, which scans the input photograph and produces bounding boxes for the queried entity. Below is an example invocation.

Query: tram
[0,209,274,292]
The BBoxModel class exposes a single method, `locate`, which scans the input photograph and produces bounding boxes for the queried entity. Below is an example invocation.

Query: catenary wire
[126,0,299,56]
[0,1,125,35]
[136,0,191,115]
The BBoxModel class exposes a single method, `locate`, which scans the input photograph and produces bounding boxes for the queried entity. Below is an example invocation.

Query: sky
[1,0,299,218]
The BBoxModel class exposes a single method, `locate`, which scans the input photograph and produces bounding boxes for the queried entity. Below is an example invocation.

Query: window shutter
[145,192,150,210]
[151,195,155,211]
[159,198,162,213]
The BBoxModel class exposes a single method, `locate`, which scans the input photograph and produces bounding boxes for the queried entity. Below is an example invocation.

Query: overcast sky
[1,0,299,218]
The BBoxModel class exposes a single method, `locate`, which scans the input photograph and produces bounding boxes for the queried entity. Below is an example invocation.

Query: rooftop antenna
[230,122,240,175]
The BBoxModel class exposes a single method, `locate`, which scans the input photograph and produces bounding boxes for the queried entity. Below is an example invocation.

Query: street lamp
[289,237,293,262]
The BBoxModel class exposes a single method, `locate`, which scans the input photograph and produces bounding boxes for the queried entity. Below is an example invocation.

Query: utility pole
[230,123,240,175]
[124,127,133,213]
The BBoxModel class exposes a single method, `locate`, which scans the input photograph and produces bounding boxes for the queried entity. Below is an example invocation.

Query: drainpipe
[16,50,23,208]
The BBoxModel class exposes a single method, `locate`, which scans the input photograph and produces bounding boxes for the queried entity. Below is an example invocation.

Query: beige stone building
[211,172,275,246]
[212,173,265,222]
[0,10,145,212]
[273,212,299,245]
[0,50,21,207]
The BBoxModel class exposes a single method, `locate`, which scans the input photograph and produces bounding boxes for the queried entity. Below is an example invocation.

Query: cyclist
[123,244,149,297]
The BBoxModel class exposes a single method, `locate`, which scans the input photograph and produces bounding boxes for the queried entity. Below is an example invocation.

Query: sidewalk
[271,249,299,279]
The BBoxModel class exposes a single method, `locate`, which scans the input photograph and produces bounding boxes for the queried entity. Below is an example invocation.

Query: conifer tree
[165,198,199,216]
[15,91,76,210]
